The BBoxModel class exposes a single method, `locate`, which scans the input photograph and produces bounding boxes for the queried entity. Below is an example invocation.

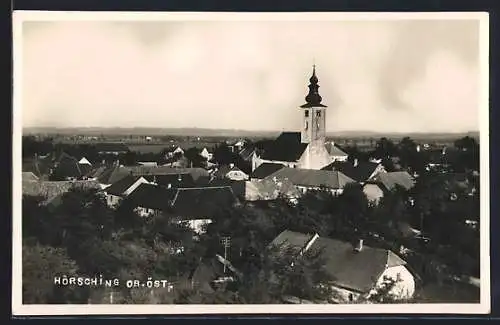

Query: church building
[252,65,348,172]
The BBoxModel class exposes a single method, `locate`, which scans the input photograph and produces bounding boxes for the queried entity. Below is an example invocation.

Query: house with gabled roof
[103,175,151,207]
[124,183,238,234]
[362,171,415,204]
[262,167,356,195]
[169,186,237,233]
[50,152,94,181]
[321,159,385,183]
[268,230,416,303]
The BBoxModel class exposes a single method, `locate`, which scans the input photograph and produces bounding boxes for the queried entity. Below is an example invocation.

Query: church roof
[260,132,308,162]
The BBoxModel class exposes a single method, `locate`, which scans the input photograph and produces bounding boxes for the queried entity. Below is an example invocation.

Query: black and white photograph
[12,11,490,315]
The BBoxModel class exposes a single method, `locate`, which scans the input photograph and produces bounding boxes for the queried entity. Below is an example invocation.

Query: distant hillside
[22,126,479,140]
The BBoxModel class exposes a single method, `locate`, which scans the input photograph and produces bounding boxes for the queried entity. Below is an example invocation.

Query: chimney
[354,239,364,252]
[353,158,359,167]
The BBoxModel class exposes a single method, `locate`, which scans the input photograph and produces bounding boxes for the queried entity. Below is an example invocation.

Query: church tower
[300,65,327,144]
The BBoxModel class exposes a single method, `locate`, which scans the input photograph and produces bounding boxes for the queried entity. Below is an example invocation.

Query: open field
[128,142,219,154]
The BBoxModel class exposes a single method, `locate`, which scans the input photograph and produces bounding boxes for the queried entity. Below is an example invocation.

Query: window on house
[316,111,321,117]
[305,110,309,117]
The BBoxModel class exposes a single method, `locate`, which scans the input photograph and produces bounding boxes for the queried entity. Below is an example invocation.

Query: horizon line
[22,126,480,134]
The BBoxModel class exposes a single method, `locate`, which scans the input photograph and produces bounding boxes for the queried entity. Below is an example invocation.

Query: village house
[362,171,416,205]
[165,145,185,158]
[268,230,416,303]
[252,66,348,172]
[261,167,356,195]
[238,146,257,165]
[144,173,197,189]
[321,159,386,184]
[175,254,242,295]
[123,183,237,234]
[103,175,151,207]
[213,164,249,181]
[50,152,94,181]
[22,179,102,210]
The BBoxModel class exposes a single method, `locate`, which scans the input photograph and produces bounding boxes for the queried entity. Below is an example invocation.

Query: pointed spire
[301,64,326,108]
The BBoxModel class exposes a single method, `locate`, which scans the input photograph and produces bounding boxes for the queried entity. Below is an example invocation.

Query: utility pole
[221,236,231,274]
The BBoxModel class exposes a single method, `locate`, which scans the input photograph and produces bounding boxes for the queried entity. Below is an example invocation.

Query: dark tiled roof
[171,186,237,218]
[269,230,407,294]
[207,178,246,198]
[321,161,380,182]
[78,163,94,177]
[22,180,101,205]
[250,163,285,179]
[268,230,315,255]
[97,166,132,185]
[310,237,406,293]
[268,167,356,189]
[124,183,177,211]
[105,175,144,196]
[129,166,209,181]
[238,147,256,161]
[370,171,415,191]
[87,166,107,179]
[260,132,308,162]
[53,152,85,179]
[146,173,196,189]
[94,142,130,153]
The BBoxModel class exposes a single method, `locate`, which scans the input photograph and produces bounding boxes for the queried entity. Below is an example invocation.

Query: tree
[212,143,238,165]
[372,137,398,159]
[398,137,425,173]
[22,241,81,303]
[259,244,335,303]
[183,147,207,168]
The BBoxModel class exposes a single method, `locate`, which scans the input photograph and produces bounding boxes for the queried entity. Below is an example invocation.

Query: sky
[20,14,483,133]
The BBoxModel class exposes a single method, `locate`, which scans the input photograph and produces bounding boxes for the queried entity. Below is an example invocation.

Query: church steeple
[301,65,327,108]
